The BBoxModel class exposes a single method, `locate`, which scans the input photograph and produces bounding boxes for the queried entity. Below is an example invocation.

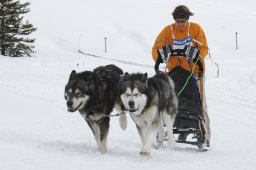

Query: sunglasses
[175,13,189,20]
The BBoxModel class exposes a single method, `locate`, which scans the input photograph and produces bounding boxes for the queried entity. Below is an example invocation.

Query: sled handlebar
[154,48,204,74]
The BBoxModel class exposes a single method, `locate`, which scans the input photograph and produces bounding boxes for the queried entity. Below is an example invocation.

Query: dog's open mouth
[128,107,139,113]
[68,102,82,112]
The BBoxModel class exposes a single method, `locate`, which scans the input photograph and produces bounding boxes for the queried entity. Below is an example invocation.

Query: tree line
[0,0,36,57]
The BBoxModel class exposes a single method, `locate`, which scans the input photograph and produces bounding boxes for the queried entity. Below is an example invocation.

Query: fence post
[235,32,238,50]
[77,35,82,67]
[104,37,107,53]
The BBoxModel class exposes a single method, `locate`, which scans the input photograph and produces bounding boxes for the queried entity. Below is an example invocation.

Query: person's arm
[152,26,170,62]
[194,24,208,59]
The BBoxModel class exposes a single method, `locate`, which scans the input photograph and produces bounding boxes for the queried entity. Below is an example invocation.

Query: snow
[1,0,256,169]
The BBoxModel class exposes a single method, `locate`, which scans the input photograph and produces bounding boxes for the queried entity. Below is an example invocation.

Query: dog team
[64,64,178,157]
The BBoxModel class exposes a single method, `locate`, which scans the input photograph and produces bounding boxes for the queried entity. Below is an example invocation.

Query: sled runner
[155,45,209,151]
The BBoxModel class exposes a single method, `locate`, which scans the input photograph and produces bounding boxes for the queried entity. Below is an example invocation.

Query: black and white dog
[64,65,123,154]
[119,72,178,156]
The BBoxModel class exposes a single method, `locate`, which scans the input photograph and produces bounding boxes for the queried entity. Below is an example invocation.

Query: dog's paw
[167,139,177,149]
[98,148,107,154]
[140,151,151,159]
[152,141,164,149]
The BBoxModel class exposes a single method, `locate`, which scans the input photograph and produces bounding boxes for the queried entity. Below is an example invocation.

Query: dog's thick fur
[64,64,123,154]
[119,72,178,156]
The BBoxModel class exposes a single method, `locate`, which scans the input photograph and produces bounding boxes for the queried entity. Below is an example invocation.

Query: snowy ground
[1,0,256,169]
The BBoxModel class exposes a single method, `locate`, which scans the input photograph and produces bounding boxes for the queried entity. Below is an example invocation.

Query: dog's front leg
[97,117,110,154]
[137,125,158,157]
[86,120,98,141]
[119,113,127,130]
[86,120,101,150]
[136,126,148,155]
[142,124,159,156]
[86,117,110,154]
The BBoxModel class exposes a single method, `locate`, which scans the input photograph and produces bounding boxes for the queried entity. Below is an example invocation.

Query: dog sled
[155,45,210,151]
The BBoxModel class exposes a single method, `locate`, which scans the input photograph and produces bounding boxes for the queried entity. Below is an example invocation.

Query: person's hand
[185,45,199,63]
[155,69,162,75]
[157,46,169,62]
[156,50,164,63]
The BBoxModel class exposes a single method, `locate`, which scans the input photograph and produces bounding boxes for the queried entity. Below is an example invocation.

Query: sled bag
[168,66,202,117]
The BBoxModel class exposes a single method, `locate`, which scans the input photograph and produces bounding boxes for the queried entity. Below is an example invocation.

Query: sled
[155,46,209,151]
[169,66,208,151]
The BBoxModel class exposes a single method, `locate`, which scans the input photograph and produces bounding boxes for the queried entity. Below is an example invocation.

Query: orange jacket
[152,22,208,73]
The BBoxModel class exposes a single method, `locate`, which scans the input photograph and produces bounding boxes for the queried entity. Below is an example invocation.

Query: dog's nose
[67,101,73,107]
[128,101,134,108]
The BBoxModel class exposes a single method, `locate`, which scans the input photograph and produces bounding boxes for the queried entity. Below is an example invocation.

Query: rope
[78,50,153,69]
[177,57,200,96]
[206,52,219,78]
[106,111,127,117]
[86,109,127,119]
[177,50,219,96]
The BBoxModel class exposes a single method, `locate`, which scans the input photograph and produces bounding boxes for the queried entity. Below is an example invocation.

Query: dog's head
[64,70,94,112]
[120,72,148,116]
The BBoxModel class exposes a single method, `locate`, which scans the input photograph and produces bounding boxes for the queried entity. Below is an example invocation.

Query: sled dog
[119,72,178,156]
[64,65,123,154]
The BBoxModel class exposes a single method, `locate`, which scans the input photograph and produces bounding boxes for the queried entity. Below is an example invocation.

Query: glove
[156,50,163,63]
[157,45,169,63]
[185,45,199,63]
[155,45,170,74]
[155,52,162,74]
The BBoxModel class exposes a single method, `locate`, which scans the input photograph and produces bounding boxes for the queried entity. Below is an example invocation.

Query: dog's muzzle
[67,101,73,108]
[128,101,135,108]
[127,101,139,112]
[128,108,139,113]
[67,101,82,112]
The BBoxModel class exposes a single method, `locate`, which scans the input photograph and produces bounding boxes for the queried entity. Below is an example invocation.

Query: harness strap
[170,25,175,39]
[82,109,127,120]
[170,22,190,39]
[170,23,190,67]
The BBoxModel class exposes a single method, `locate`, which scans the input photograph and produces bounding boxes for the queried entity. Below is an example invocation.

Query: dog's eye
[76,92,82,96]
[66,92,71,97]
[133,93,141,97]
[125,93,131,97]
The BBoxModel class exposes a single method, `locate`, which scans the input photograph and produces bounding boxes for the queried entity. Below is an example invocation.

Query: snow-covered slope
[1,0,256,169]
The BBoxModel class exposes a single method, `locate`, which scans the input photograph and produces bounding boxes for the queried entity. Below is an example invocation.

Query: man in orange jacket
[152,5,210,146]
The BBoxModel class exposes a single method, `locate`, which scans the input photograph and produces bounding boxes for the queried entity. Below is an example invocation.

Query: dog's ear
[141,73,148,82]
[123,72,130,81]
[69,70,77,80]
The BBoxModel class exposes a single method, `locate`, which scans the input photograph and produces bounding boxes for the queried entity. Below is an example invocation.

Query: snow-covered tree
[0,0,36,57]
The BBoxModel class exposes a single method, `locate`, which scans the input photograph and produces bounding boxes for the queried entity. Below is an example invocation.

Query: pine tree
[0,0,36,57]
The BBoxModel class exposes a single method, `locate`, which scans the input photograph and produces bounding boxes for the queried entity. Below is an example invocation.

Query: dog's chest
[130,106,157,127]
[80,111,104,122]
